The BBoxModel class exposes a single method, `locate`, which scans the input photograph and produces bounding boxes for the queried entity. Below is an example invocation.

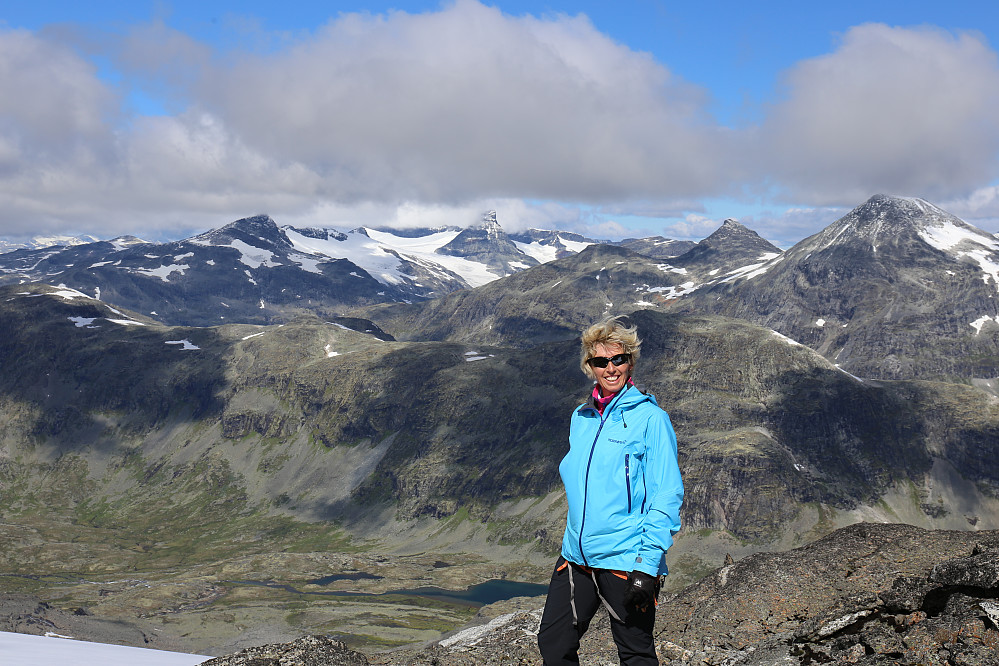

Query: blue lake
[229,577,548,606]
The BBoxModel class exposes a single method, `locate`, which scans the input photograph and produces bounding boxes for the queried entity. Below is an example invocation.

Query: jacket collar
[581,382,653,413]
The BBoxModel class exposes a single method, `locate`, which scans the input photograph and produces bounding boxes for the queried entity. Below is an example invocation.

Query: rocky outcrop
[200,635,370,665]
[364,523,999,665]
[654,522,999,665]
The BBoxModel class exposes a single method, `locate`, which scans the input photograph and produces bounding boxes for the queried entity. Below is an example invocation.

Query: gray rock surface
[199,634,370,665]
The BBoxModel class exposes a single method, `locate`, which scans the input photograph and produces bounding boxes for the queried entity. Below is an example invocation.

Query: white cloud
[193,0,730,203]
[2,11,999,246]
[661,214,724,241]
[941,185,999,234]
[761,24,999,205]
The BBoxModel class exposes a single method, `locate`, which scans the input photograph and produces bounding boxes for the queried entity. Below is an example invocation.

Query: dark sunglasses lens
[588,354,630,368]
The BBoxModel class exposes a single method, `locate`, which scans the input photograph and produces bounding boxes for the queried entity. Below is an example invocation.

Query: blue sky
[2,1,999,245]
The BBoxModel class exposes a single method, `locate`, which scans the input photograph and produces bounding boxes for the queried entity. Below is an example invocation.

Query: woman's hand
[622,570,657,612]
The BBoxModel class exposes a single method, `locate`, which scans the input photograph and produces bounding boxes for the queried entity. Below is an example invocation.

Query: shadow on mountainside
[298,338,588,529]
[620,309,997,541]
[0,285,228,453]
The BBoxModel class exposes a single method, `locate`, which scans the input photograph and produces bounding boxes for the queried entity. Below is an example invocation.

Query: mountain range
[1,194,998,654]
[0,211,603,327]
[678,195,999,381]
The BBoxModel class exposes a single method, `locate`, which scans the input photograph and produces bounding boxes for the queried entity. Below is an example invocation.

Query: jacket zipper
[578,386,631,566]
[625,453,632,513]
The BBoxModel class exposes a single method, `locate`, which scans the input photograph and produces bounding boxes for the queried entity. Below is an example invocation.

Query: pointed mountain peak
[476,210,504,239]
[436,211,537,273]
[699,219,781,254]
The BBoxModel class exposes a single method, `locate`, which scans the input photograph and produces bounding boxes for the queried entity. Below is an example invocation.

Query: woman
[538,316,684,665]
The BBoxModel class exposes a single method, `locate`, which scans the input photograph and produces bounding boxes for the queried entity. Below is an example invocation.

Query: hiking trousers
[537,556,658,665]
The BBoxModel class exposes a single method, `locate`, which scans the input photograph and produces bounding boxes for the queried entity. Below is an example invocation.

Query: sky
[2,1,999,247]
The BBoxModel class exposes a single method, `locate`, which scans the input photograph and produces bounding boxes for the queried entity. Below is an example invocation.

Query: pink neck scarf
[592,377,634,415]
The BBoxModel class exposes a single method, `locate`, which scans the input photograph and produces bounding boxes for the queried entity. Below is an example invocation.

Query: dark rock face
[200,635,369,665]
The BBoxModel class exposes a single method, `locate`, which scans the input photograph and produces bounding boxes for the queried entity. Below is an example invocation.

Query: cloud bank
[1,1,999,241]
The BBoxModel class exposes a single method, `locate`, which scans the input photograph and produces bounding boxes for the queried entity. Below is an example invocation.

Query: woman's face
[590,342,632,396]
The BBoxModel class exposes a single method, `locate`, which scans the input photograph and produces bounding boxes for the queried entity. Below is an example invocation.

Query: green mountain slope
[2,282,998,653]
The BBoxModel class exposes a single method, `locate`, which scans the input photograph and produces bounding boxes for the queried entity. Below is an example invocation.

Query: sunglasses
[586,353,631,368]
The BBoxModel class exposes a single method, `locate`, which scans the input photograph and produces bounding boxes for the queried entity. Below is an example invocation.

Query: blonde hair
[580,316,641,380]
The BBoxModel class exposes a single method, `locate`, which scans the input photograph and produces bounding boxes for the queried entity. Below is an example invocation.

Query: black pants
[537,557,658,665]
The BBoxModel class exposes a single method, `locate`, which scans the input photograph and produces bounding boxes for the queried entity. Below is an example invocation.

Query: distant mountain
[0,213,605,326]
[0,233,103,253]
[358,219,787,347]
[617,235,697,259]
[3,231,999,650]
[670,218,782,274]
[509,228,599,261]
[678,195,999,381]
[436,211,542,275]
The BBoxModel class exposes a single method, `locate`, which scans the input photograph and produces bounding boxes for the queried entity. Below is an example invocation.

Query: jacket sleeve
[634,409,684,577]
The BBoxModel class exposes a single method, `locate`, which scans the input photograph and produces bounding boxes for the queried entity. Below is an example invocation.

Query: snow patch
[971,315,999,335]
[439,612,521,648]
[107,319,146,326]
[0,630,210,666]
[919,221,999,290]
[643,281,698,300]
[815,318,826,327]
[33,287,92,301]
[721,253,782,283]
[137,264,189,282]
[513,240,558,264]
[241,331,265,341]
[165,339,199,350]
[290,253,324,273]
[226,239,282,269]
[68,317,97,328]
[324,343,339,358]
[770,330,802,346]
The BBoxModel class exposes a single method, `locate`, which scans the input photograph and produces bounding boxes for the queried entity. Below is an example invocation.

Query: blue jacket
[559,384,683,577]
